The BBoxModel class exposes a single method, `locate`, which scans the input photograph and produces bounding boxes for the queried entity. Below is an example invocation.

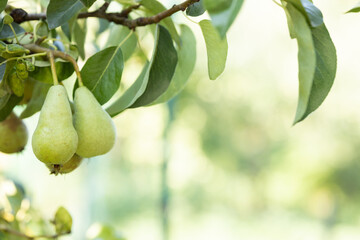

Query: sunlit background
[2,0,360,239]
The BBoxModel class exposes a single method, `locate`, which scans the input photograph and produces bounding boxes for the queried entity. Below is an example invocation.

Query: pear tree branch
[10,0,200,30]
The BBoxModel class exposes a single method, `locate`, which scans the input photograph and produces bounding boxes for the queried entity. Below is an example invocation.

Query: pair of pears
[32,85,116,173]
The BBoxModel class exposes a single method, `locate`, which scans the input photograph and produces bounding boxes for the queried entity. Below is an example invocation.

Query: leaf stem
[47,52,58,85]
[0,52,47,67]
[181,11,199,25]
[272,0,284,8]
[8,23,20,43]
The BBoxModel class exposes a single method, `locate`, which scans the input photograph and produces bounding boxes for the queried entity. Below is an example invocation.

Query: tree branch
[0,224,70,239]
[10,0,200,29]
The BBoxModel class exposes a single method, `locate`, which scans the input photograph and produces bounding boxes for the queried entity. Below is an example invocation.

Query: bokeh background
[2,0,360,239]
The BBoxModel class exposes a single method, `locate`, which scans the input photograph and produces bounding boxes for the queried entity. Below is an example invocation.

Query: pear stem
[23,44,84,87]
[47,52,59,85]
[8,23,20,44]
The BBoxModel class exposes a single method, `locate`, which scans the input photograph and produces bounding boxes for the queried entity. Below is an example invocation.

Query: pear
[46,154,83,175]
[32,85,78,165]
[74,86,116,158]
[0,112,28,153]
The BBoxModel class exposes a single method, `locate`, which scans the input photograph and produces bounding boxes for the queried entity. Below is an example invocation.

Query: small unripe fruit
[0,112,28,153]
[16,62,29,80]
[26,61,35,72]
[46,154,83,175]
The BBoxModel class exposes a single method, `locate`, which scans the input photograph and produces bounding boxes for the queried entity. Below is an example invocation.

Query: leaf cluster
[0,0,234,123]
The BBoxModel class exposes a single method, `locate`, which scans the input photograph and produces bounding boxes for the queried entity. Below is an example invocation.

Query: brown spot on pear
[0,112,28,153]
[46,154,83,175]
[74,86,116,158]
[32,85,78,165]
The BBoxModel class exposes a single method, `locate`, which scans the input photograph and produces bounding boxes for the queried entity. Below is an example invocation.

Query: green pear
[32,85,78,165]
[46,154,83,175]
[74,86,116,158]
[0,112,28,153]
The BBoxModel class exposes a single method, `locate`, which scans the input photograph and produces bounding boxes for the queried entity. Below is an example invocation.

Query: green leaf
[0,23,25,39]
[204,0,244,38]
[7,181,26,215]
[347,2,360,13]
[0,92,10,109]
[140,0,180,45]
[151,25,196,104]
[0,63,5,81]
[186,0,206,17]
[106,25,178,115]
[61,15,78,41]
[200,20,228,80]
[29,62,74,84]
[0,60,15,100]
[1,44,29,58]
[20,81,51,119]
[305,25,337,117]
[80,0,97,8]
[0,58,14,82]
[286,0,323,27]
[53,207,72,235]
[97,18,110,35]
[87,224,126,240]
[47,0,84,29]
[281,0,296,38]
[0,94,22,121]
[0,18,4,33]
[73,20,87,59]
[130,25,178,108]
[106,25,137,61]
[106,62,150,116]
[0,0,7,12]
[285,3,337,123]
[80,46,124,105]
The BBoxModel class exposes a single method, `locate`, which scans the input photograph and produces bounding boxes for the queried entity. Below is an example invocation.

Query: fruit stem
[74,62,84,87]
[47,52,59,85]
[8,23,20,44]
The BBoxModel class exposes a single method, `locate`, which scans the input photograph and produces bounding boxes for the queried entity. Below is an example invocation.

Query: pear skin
[46,154,83,175]
[0,112,28,153]
[74,86,116,158]
[32,85,78,165]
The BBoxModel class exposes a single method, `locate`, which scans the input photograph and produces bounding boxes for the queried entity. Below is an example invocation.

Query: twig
[47,52,58,85]
[0,224,70,239]
[10,0,200,30]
